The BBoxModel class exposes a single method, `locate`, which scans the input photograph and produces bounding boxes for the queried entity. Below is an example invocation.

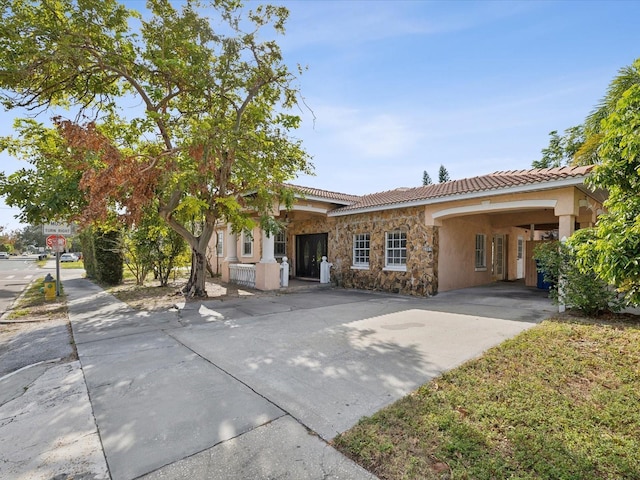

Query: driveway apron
[66,279,550,479]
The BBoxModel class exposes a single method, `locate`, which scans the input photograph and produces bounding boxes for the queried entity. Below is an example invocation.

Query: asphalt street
[0,255,42,314]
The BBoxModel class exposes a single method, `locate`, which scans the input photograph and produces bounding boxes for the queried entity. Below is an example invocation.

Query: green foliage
[16,224,47,251]
[533,231,624,315]
[0,0,313,297]
[79,227,97,280]
[584,60,640,305]
[124,209,189,286]
[575,58,640,165]
[0,120,86,224]
[94,229,123,286]
[422,170,432,186]
[532,125,585,168]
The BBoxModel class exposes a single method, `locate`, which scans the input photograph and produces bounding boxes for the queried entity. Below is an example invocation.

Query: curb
[0,277,39,323]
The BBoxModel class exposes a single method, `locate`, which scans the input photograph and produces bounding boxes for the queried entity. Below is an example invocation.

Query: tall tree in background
[438,165,450,183]
[422,170,432,186]
[532,125,585,168]
[0,0,312,297]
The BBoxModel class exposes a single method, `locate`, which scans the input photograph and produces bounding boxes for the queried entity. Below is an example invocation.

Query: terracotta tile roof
[286,184,361,205]
[330,165,594,214]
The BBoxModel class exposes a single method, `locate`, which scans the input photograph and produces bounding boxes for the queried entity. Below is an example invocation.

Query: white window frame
[242,230,253,257]
[517,237,524,260]
[274,230,287,258]
[475,234,487,271]
[352,233,370,269]
[216,231,224,256]
[384,230,407,272]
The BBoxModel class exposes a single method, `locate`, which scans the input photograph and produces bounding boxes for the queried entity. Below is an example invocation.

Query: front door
[296,233,328,279]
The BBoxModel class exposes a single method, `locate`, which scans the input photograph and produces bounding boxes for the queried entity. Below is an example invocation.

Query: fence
[228,263,256,289]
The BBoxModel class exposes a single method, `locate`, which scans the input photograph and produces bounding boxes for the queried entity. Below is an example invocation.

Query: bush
[79,227,97,279]
[534,230,625,316]
[94,229,123,286]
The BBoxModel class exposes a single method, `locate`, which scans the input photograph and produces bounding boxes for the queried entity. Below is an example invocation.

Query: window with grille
[242,230,253,257]
[353,233,370,267]
[475,234,487,270]
[385,231,407,270]
[274,231,286,257]
[216,231,224,256]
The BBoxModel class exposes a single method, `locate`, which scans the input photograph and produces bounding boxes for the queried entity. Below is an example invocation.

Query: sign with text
[43,222,72,235]
[46,234,66,252]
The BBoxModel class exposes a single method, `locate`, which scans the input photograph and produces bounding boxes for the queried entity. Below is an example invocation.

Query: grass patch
[5,277,68,321]
[60,260,84,269]
[333,316,640,480]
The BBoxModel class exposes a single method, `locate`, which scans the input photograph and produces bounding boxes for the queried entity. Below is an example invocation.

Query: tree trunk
[159,199,215,299]
[184,247,208,297]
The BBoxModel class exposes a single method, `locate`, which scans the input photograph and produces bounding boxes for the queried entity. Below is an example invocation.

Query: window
[352,233,370,268]
[385,231,406,270]
[242,230,253,257]
[517,237,524,260]
[274,231,287,257]
[216,231,224,256]
[475,234,487,270]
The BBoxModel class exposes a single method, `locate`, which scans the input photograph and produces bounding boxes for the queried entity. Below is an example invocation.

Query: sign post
[45,235,66,296]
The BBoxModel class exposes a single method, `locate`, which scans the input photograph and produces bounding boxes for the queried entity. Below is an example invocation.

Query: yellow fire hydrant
[44,273,56,300]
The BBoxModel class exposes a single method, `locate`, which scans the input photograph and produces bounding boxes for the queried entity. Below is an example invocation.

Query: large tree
[574,59,640,165]
[0,0,312,296]
[579,71,640,304]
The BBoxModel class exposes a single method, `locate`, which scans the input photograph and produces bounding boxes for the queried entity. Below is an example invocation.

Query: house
[209,165,606,296]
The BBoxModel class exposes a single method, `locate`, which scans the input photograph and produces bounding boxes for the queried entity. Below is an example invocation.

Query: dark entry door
[296,233,328,279]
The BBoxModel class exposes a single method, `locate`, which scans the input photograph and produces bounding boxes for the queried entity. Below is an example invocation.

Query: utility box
[44,273,56,300]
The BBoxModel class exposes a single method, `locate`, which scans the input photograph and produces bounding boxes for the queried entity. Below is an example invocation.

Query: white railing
[229,263,256,288]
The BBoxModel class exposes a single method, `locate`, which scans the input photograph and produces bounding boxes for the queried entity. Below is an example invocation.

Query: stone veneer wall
[330,207,438,297]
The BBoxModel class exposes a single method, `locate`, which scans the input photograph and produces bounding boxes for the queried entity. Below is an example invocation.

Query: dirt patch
[107,276,259,311]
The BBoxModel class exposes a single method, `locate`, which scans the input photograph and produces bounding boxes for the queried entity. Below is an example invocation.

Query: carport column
[558,214,575,240]
[221,226,238,283]
[255,228,280,291]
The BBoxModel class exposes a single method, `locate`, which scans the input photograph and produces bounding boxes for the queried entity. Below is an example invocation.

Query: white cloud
[309,106,423,159]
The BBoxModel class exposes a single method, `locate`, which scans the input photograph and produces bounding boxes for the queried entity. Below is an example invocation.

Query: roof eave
[294,193,357,206]
[328,175,591,217]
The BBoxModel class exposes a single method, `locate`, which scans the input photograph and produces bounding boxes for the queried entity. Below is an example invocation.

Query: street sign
[43,222,72,235]
[46,234,66,252]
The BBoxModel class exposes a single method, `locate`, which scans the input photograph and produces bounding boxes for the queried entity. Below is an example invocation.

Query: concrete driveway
[1,275,554,480]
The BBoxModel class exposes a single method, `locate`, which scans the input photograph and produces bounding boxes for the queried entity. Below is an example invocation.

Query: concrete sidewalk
[2,273,552,479]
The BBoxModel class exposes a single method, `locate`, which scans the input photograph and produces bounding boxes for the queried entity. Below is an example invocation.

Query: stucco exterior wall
[329,207,438,296]
[438,214,492,292]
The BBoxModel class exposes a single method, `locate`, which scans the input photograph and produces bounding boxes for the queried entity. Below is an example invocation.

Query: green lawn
[333,316,640,480]
[59,260,84,269]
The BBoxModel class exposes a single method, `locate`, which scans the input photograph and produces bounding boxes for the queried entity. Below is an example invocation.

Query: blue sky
[2,0,640,230]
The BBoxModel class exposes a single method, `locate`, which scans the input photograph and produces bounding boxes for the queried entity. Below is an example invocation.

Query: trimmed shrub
[534,229,625,316]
